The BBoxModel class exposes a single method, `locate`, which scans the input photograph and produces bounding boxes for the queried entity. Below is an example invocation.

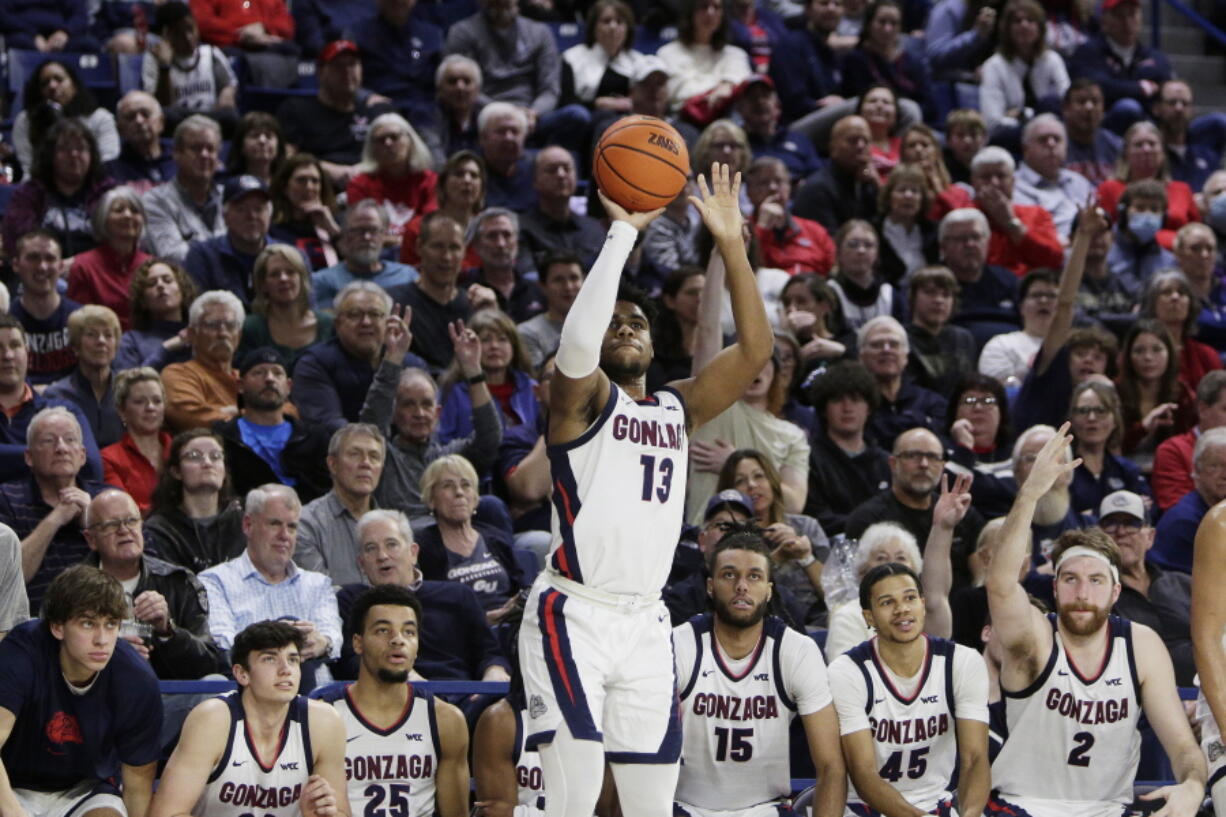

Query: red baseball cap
[319,40,360,65]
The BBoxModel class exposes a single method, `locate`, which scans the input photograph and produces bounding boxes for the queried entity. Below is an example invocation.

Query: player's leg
[539,723,607,817]
[610,762,681,817]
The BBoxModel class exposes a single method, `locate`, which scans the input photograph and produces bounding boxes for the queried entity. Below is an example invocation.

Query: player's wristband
[796,552,817,568]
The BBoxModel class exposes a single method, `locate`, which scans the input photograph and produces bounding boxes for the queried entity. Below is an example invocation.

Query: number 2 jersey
[673,614,832,812]
[195,693,313,817]
[547,384,688,595]
[991,615,1141,817]
[828,635,989,814]
[312,683,441,817]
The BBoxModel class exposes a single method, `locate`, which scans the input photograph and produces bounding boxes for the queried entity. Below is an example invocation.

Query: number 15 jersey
[991,615,1141,817]
[547,384,688,596]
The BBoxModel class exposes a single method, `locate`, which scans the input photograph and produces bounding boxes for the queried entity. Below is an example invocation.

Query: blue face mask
[1209,194,1226,233]
[1129,211,1162,245]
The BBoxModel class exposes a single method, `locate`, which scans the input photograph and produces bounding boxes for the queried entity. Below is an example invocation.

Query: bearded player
[517,162,773,817]
[673,525,845,817]
[987,424,1204,817]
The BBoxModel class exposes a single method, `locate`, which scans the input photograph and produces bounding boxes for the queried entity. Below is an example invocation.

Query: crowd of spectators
[0,0,1220,725]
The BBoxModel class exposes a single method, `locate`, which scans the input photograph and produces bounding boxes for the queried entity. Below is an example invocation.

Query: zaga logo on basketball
[647,132,681,156]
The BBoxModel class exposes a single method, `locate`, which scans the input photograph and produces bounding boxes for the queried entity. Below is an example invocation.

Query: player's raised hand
[690,162,744,244]
[598,190,666,232]
[301,774,339,817]
[1138,778,1205,817]
[1018,422,1081,501]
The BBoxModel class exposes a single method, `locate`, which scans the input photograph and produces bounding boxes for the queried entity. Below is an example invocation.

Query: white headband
[1055,546,1120,583]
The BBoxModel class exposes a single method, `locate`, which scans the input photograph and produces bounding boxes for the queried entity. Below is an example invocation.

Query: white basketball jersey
[195,693,313,817]
[992,616,1141,813]
[829,637,966,813]
[315,684,440,817]
[512,706,546,816]
[547,385,688,595]
[673,615,832,811]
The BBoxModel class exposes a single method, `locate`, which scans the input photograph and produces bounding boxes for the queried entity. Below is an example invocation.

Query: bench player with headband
[517,161,774,817]
[1191,482,1226,815]
[149,620,350,817]
[312,583,469,817]
[673,525,846,817]
[829,562,990,817]
[987,424,1205,817]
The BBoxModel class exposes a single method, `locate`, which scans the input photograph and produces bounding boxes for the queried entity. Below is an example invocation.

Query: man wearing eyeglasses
[83,489,220,680]
[845,427,985,589]
[311,201,419,310]
[162,290,245,432]
[1099,490,1193,686]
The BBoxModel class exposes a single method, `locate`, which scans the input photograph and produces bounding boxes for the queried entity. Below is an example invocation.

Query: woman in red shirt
[1097,120,1200,250]
[102,368,172,515]
[1141,269,1222,394]
[67,187,151,330]
[346,113,438,245]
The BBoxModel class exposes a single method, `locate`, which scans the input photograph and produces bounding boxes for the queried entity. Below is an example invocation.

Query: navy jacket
[184,234,293,309]
[347,12,444,121]
[290,337,426,434]
[0,391,102,485]
[1067,34,1173,110]
[867,377,948,451]
[0,0,98,51]
[1151,489,1209,574]
[749,127,824,182]
[770,28,842,121]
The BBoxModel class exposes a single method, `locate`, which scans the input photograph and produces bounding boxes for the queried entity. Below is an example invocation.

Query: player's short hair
[231,620,306,671]
[859,562,922,612]
[708,521,774,579]
[348,584,425,637]
[1049,528,1122,579]
[615,281,658,327]
[42,564,127,626]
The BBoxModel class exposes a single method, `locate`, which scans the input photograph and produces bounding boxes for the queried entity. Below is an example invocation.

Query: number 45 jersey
[673,614,832,813]
[547,385,688,595]
[828,636,989,815]
[990,615,1141,817]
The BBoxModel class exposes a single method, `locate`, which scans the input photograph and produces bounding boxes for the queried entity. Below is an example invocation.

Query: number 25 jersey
[991,615,1141,813]
[547,384,688,595]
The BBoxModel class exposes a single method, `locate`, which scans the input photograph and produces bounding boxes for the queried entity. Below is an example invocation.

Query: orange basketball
[592,115,690,213]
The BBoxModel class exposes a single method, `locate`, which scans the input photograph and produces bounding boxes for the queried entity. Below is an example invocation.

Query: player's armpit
[149,699,231,817]
[547,369,611,446]
[434,701,470,817]
[306,701,351,817]
[473,700,518,817]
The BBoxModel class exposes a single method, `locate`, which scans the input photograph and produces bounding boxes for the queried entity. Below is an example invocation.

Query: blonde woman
[45,305,124,447]
[101,367,170,514]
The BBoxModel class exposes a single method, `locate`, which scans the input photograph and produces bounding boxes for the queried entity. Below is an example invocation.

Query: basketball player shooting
[517,161,773,817]
[987,425,1204,817]
[1191,494,1226,815]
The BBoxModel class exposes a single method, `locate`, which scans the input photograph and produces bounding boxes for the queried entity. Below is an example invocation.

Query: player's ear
[352,632,363,656]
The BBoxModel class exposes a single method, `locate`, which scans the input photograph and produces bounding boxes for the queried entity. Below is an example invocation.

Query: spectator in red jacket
[1153,369,1226,510]
[189,0,294,50]
[748,156,836,275]
[957,145,1065,276]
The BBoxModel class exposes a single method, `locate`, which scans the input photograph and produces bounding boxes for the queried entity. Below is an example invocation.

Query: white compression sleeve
[554,220,638,379]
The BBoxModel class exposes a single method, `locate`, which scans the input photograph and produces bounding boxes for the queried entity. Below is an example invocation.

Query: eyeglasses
[91,515,140,535]
[896,450,944,463]
[1072,405,1110,417]
[181,449,224,463]
[960,395,998,407]
[340,308,388,323]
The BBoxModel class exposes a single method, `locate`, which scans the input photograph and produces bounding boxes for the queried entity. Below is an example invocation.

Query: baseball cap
[733,74,775,100]
[223,174,270,205]
[631,56,670,84]
[704,489,754,521]
[239,347,285,377]
[1098,490,1146,524]
[319,40,360,65]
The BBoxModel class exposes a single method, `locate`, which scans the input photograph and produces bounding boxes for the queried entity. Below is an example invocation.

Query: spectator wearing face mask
[1106,179,1175,295]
